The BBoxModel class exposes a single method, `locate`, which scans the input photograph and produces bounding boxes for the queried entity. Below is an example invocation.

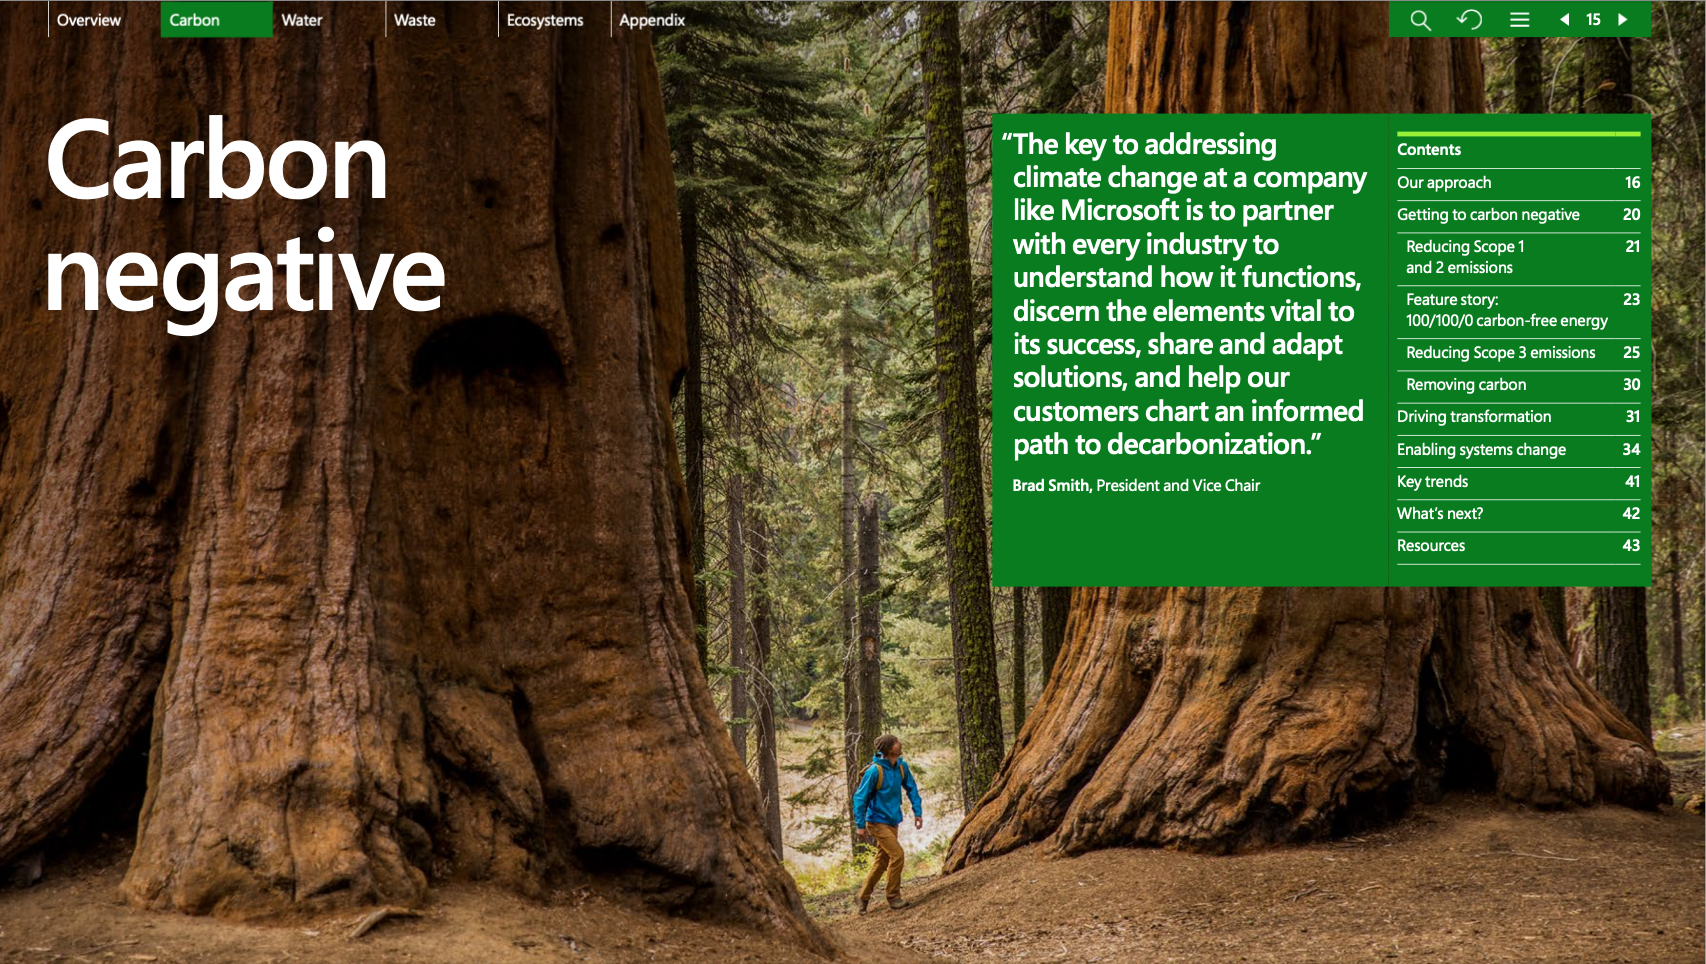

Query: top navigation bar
[1388,1,1652,38]
[45,3,680,38]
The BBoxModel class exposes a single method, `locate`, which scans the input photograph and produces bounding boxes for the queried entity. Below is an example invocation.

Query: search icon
[1411,8,1431,30]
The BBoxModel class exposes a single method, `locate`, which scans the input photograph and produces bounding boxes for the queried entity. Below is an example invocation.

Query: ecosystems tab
[506,12,586,30]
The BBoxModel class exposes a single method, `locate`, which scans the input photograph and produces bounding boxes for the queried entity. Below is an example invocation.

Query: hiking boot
[887,896,908,910]
[857,896,870,915]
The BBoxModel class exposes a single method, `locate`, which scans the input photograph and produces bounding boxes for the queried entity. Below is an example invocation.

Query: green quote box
[992,113,1651,588]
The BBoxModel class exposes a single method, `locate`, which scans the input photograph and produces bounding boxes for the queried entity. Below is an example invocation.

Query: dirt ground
[3,793,1699,964]
[832,795,1704,964]
[1656,720,1705,803]
[0,843,930,964]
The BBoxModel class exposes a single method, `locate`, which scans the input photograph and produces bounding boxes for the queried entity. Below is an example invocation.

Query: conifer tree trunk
[1039,587,1070,680]
[674,92,710,671]
[1584,36,1634,114]
[1515,37,1545,113]
[750,508,784,857]
[1540,586,1568,643]
[839,302,860,823]
[946,3,1664,873]
[1663,450,1688,704]
[727,404,749,764]
[856,495,884,766]
[922,0,1005,810]
[1589,587,1653,735]
[1578,34,1650,736]
[0,7,823,948]
[1012,587,1028,735]
[1670,543,1687,703]
[1025,0,1077,113]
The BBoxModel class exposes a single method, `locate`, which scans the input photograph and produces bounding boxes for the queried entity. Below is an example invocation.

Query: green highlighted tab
[161,2,273,38]
[1389,2,1650,39]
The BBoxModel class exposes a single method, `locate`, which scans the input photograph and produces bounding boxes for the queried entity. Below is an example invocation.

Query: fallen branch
[347,906,422,939]
[1474,850,1581,861]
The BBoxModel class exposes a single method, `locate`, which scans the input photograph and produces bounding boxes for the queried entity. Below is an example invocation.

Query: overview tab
[161,2,274,38]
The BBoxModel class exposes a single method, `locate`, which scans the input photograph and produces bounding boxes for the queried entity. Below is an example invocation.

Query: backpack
[864,759,908,792]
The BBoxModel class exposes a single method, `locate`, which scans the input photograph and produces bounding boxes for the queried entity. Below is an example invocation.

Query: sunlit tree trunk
[0,6,823,948]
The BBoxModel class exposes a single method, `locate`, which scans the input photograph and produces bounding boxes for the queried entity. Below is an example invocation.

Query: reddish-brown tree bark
[945,3,1665,873]
[947,588,1668,869]
[0,4,824,948]
[1105,1,1484,113]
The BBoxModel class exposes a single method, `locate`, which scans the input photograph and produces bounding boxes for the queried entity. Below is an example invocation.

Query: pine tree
[655,2,845,668]
[921,1,1005,808]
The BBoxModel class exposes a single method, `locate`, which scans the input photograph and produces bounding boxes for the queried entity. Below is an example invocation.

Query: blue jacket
[851,754,923,829]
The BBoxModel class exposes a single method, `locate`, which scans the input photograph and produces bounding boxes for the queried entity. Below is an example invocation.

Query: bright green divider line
[1395,131,1641,137]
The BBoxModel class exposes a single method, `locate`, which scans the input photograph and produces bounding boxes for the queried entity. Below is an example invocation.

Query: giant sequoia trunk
[1106,1,1484,113]
[946,587,1669,868]
[945,3,1666,873]
[0,4,823,948]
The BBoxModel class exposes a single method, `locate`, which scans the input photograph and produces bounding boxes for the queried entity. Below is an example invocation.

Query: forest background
[653,0,1706,892]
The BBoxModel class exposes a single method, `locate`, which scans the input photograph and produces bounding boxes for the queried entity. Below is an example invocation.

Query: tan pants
[858,823,904,901]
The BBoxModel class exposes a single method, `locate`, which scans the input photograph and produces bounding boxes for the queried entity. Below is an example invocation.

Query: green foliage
[656,1,850,265]
[789,833,951,899]
[1655,693,1697,730]
[660,5,1109,870]
[792,813,853,857]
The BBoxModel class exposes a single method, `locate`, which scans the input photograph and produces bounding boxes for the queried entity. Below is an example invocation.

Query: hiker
[851,733,924,913]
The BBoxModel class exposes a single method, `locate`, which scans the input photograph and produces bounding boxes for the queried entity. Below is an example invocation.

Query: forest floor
[0,836,931,964]
[1655,719,1705,802]
[824,793,1704,964]
[2,733,1700,964]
